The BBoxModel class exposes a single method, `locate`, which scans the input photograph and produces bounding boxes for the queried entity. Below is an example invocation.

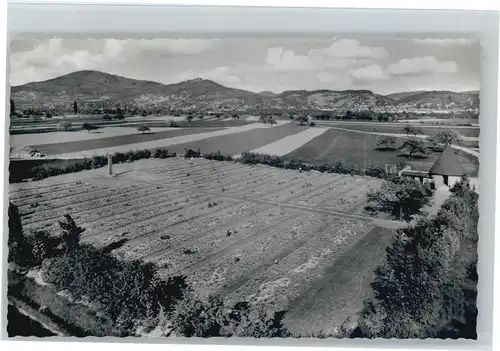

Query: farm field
[285,128,480,177]
[10,157,399,335]
[10,126,213,148]
[49,122,304,159]
[23,127,223,155]
[314,121,480,137]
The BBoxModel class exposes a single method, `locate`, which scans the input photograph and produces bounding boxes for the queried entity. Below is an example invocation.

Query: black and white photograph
[5,36,480,339]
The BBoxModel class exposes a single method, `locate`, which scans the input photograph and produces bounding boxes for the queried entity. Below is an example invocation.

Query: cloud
[412,38,476,46]
[349,64,388,81]
[264,39,386,73]
[310,39,388,59]
[125,39,216,56]
[265,47,314,71]
[387,56,458,76]
[316,72,335,83]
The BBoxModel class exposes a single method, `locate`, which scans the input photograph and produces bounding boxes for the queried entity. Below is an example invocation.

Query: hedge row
[9,148,177,183]
[11,146,392,184]
[235,152,388,179]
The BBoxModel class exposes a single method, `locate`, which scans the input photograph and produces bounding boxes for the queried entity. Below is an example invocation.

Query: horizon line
[11,69,481,96]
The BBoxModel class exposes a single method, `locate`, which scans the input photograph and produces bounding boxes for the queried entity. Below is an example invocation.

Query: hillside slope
[11,70,480,111]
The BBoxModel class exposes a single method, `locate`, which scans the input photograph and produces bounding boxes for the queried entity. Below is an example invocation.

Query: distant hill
[387,90,480,109]
[258,91,278,98]
[267,89,396,109]
[10,70,480,111]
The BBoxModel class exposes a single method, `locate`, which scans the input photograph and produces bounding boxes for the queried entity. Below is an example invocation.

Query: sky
[9,37,480,95]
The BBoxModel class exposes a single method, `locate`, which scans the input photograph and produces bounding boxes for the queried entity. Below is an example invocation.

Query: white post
[108,155,113,176]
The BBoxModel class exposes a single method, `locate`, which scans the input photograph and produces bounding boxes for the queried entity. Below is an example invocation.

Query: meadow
[285,128,480,177]
[10,157,397,335]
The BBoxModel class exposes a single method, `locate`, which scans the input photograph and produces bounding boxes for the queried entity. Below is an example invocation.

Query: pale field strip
[51,123,283,158]
[10,126,181,147]
[145,157,219,174]
[184,212,340,298]
[123,202,273,262]
[232,126,330,158]
[92,197,242,248]
[228,220,371,309]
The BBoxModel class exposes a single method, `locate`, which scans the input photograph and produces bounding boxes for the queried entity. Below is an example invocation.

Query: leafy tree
[137,125,151,133]
[186,115,194,124]
[297,115,309,125]
[58,214,85,251]
[170,294,290,338]
[377,137,397,151]
[268,117,277,126]
[58,121,72,131]
[45,111,52,118]
[358,181,478,339]
[365,176,432,220]
[399,139,427,159]
[8,202,27,265]
[82,122,95,133]
[73,101,78,114]
[430,130,463,147]
[309,121,316,127]
[403,125,422,136]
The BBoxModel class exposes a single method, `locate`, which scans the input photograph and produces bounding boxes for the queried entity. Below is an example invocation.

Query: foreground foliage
[358,178,478,338]
[365,176,433,220]
[8,206,290,337]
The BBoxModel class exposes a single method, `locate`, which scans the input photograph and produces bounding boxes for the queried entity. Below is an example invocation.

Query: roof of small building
[429,146,466,176]
[401,170,430,177]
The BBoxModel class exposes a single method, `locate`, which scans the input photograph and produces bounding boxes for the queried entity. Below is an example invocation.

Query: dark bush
[184,149,201,158]
[153,148,176,159]
[203,150,233,162]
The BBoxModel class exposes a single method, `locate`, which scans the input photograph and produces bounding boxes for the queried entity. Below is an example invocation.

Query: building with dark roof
[399,146,466,189]
[428,146,466,188]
